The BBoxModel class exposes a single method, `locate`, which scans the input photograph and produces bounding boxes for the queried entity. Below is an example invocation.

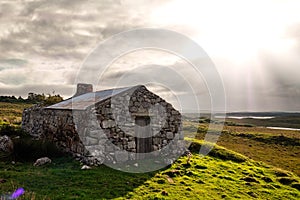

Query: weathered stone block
[166,132,174,139]
[98,139,107,145]
[174,133,179,140]
[88,130,101,138]
[86,137,98,145]
[115,151,128,162]
[89,120,99,128]
[153,138,161,145]
[105,144,114,152]
[128,141,136,149]
[102,120,115,128]
[0,135,13,153]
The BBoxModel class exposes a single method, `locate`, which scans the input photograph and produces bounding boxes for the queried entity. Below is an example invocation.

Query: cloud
[0,83,74,98]
[0,0,300,112]
[0,0,160,59]
[0,58,27,71]
[0,0,170,95]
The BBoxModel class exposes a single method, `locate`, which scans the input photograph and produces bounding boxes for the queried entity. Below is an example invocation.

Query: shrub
[0,124,27,137]
[12,138,65,162]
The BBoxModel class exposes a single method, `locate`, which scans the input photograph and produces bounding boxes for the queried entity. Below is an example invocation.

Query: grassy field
[183,120,300,176]
[1,103,300,199]
[0,102,32,126]
[1,140,300,199]
[225,114,300,129]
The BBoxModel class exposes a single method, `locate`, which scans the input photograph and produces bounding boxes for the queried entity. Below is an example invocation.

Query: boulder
[81,165,91,170]
[33,157,52,166]
[80,156,104,166]
[0,135,14,153]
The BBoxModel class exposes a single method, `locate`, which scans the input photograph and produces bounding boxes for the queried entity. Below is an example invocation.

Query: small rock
[165,175,174,184]
[33,157,52,166]
[11,161,15,165]
[133,163,138,167]
[0,135,14,153]
[80,156,104,166]
[81,165,91,170]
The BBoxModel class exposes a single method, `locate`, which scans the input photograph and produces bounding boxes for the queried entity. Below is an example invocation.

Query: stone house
[22,84,185,164]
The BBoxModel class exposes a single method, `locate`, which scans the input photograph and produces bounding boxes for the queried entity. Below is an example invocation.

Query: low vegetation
[1,103,300,199]
[225,113,300,129]
[0,103,33,126]
[0,139,299,199]
[183,119,300,176]
[0,94,63,105]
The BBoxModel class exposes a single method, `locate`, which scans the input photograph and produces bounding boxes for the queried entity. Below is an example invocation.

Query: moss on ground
[1,139,299,199]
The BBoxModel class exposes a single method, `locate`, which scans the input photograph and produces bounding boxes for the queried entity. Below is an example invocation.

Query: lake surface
[267,127,300,131]
[215,116,275,120]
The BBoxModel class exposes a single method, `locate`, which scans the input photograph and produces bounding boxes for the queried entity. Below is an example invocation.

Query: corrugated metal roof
[46,85,141,110]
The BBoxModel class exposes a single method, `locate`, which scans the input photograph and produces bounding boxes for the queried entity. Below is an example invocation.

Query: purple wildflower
[10,188,24,199]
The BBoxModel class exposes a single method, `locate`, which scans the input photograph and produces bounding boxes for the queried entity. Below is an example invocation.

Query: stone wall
[22,105,85,155]
[22,85,185,164]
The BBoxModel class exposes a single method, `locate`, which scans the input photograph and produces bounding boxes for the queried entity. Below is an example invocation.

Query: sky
[0,0,300,112]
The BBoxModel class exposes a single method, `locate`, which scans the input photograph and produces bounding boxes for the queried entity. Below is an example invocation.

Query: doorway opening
[135,116,152,159]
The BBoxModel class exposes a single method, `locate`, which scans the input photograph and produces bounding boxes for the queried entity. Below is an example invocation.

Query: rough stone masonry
[22,84,186,165]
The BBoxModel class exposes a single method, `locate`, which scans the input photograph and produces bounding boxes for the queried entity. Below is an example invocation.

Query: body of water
[215,116,275,120]
[267,127,300,131]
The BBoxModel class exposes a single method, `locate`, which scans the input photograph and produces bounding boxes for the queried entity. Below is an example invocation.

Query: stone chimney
[74,83,93,97]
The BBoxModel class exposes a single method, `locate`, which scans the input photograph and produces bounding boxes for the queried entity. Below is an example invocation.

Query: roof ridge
[46,85,144,110]
[94,85,141,93]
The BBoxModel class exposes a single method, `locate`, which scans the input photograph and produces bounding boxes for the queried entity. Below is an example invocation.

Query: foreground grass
[1,140,300,199]
[183,120,300,176]
[0,157,155,199]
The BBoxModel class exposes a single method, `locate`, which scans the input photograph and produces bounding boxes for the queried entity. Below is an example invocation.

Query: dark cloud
[0,0,299,112]
[0,0,167,60]
[0,0,170,94]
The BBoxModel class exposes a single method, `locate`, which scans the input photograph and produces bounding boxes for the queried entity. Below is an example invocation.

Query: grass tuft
[187,138,248,163]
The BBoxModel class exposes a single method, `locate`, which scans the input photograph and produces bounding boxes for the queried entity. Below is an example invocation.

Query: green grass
[1,103,300,199]
[1,139,300,199]
[0,102,32,126]
[185,120,300,176]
